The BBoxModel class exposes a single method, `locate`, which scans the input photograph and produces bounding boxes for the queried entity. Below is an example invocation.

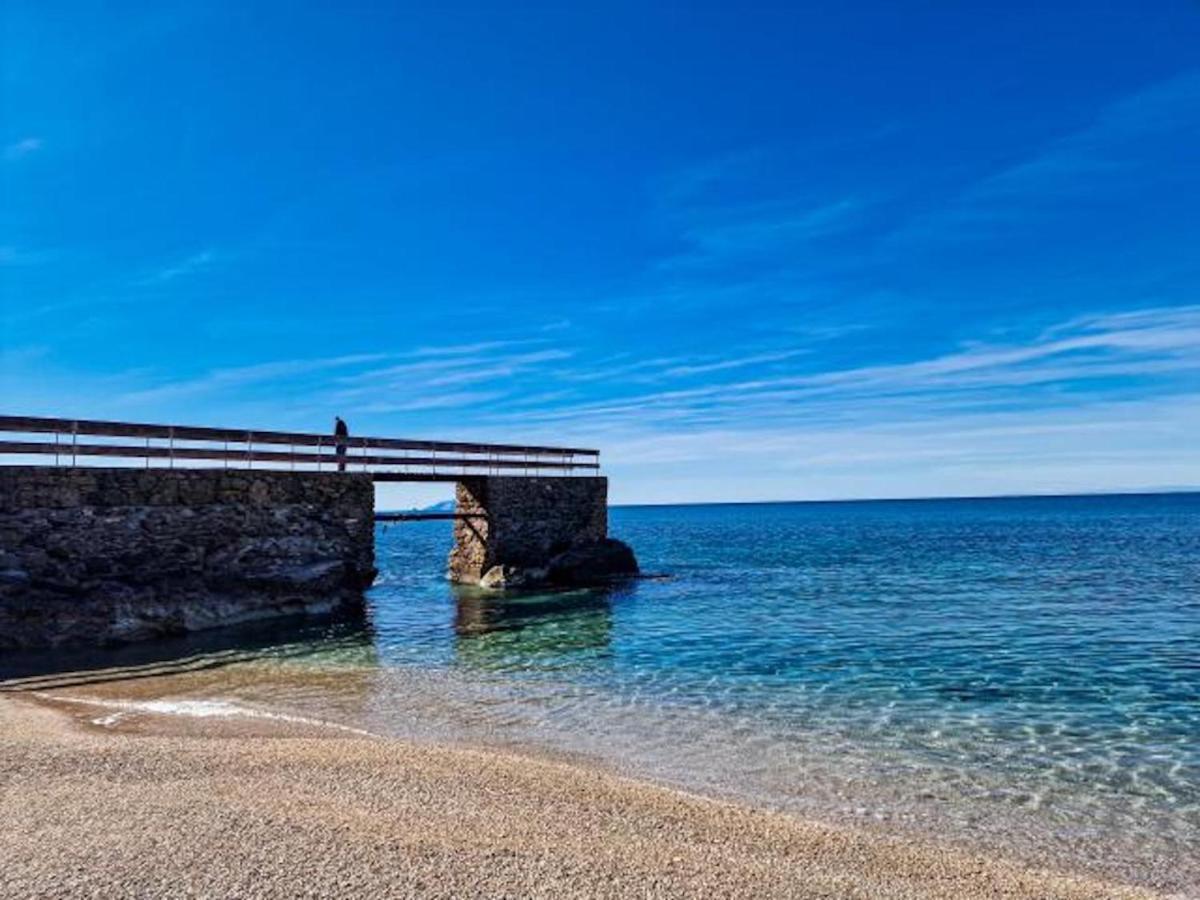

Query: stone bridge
[0,416,632,649]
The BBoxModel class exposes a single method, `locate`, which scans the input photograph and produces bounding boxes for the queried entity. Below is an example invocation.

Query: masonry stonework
[448,476,608,584]
[0,467,376,649]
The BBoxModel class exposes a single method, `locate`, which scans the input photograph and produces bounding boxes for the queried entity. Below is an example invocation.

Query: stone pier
[448,476,634,587]
[0,466,635,649]
[0,467,376,649]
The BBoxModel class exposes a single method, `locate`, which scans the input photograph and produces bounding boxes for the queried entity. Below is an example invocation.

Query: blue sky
[3,2,1199,505]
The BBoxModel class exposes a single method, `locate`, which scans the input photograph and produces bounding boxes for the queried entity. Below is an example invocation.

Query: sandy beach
[0,694,1163,900]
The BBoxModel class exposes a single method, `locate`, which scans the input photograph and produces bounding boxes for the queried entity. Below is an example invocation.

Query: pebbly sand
[0,694,1167,900]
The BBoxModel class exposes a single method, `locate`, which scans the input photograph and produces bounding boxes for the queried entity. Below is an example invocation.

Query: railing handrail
[0,415,598,459]
[0,440,599,471]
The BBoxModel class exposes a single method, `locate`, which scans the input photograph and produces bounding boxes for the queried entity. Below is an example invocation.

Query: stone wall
[448,476,607,583]
[0,467,376,649]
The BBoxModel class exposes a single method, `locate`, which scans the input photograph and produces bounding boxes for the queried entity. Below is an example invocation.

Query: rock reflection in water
[451,585,629,670]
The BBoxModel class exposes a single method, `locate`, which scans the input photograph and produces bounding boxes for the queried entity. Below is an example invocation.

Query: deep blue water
[7,492,1199,885]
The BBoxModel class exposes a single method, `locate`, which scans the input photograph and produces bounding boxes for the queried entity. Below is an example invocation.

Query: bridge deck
[0,415,599,481]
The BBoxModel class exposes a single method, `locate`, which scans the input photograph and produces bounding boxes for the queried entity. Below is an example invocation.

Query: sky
[3,2,1200,506]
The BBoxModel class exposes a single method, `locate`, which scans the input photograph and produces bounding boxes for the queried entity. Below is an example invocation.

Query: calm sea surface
[6,493,1199,888]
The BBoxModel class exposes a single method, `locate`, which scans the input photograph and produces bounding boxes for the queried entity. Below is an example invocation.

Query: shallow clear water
[6,493,1199,888]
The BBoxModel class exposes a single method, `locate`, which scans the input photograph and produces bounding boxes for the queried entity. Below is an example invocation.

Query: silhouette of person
[334,416,349,472]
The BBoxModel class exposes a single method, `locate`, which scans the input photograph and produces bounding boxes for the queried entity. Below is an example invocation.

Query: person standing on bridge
[334,416,349,472]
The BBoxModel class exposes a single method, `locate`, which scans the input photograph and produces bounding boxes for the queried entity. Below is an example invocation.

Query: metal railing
[0,415,600,481]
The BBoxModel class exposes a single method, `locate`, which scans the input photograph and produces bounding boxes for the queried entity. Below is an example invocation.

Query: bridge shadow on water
[0,608,378,692]
[1,580,642,691]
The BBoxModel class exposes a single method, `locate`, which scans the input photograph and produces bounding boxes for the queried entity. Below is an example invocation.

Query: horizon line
[609,487,1200,509]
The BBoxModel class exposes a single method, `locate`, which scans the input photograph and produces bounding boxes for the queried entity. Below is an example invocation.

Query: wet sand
[0,695,1163,900]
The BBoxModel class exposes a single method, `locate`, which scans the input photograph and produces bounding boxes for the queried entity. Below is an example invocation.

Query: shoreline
[0,693,1167,899]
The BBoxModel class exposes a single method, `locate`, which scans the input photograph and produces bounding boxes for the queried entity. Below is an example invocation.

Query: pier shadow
[0,606,377,692]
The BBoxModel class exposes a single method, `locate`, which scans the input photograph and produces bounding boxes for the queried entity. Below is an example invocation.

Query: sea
[4,493,1198,890]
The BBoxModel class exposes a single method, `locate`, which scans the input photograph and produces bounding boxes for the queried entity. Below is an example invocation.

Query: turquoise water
[6,493,1199,887]
[368,495,1200,883]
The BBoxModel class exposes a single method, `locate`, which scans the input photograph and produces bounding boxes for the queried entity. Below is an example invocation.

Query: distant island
[383,499,457,516]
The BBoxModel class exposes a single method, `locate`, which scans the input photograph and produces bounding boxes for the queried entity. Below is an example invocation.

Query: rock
[479,565,511,589]
[546,538,639,586]
[479,565,548,590]
[477,539,639,590]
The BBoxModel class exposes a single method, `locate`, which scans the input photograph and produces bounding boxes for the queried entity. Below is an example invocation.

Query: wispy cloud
[0,245,56,267]
[134,250,217,286]
[661,197,865,270]
[352,391,506,414]
[326,343,558,399]
[890,70,1200,246]
[554,354,689,384]
[594,391,1200,503]
[661,349,808,378]
[975,70,1200,198]
[0,345,49,368]
[487,304,1200,433]
[115,353,389,406]
[407,340,532,358]
[655,149,766,206]
[4,137,43,161]
[108,339,579,422]
[425,349,573,387]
